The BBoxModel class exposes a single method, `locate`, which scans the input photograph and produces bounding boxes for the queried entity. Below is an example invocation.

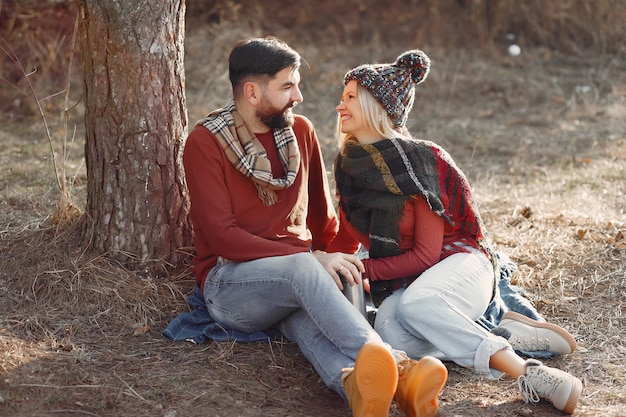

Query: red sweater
[183,114,338,289]
[327,196,476,282]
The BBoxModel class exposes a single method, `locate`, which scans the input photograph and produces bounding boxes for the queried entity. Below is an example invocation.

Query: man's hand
[312,250,365,290]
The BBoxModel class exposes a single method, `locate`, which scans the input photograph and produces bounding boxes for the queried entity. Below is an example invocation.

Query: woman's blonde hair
[337,83,409,151]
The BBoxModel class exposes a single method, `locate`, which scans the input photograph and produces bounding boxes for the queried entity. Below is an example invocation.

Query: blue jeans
[374,251,513,379]
[203,252,386,397]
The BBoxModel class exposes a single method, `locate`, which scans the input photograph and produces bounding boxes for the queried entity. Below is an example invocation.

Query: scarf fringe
[256,184,278,206]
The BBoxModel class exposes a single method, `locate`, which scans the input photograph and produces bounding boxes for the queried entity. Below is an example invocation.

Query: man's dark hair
[228,36,301,94]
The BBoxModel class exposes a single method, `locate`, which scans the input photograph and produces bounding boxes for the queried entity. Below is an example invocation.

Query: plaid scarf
[335,137,495,303]
[197,100,301,206]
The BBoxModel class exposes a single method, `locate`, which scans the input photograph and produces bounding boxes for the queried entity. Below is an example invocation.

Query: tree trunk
[76,0,191,271]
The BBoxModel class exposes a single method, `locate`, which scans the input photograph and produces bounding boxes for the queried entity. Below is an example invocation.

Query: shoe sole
[562,375,583,415]
[353,343,398,417]
[501,311,576,354]
[399,356,448,417]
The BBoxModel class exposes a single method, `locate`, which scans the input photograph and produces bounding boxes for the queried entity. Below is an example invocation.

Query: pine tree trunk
[77,0,191,271]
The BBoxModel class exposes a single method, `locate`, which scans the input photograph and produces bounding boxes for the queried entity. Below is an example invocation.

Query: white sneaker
[518,359,582,415]
[498,311,576,355]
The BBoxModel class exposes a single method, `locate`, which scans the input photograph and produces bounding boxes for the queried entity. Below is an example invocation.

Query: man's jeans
[203,252,385,397]
[374,251,512,379]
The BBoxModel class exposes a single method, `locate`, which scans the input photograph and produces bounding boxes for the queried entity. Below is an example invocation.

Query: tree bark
[76,0,191,271]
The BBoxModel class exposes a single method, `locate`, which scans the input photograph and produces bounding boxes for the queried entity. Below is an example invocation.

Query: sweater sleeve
[326,207,361,254]
[363,197,444,281]
[302,119,339,251]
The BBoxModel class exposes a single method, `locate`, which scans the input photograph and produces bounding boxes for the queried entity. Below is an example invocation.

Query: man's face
[256,66,303,129]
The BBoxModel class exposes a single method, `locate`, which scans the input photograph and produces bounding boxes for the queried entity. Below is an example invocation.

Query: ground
[1,1,625,416]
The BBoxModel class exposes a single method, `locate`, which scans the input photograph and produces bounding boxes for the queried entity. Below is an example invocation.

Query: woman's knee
[396,288,433,316]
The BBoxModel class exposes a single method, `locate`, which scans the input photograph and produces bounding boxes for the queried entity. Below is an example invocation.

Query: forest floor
[1,1,625,416]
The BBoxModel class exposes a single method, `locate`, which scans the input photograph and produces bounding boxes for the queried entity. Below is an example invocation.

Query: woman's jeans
[203,252,385,397]
[375,251,513,379]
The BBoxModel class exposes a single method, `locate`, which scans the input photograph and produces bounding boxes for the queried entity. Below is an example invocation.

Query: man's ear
[243,81,259,105]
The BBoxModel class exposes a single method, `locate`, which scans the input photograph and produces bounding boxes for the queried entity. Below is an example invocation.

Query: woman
[327,49,583,415]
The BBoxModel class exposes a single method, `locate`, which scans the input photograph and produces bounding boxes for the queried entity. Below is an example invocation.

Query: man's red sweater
[183,114,338,289]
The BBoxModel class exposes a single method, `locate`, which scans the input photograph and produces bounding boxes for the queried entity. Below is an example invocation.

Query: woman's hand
[312,250,365,290]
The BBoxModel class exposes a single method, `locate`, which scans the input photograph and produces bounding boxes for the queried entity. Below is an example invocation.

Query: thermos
[340,273,367,317]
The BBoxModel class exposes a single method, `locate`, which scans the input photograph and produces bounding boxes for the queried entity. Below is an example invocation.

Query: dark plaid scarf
[335,137,495,304]
[198,100,301,206]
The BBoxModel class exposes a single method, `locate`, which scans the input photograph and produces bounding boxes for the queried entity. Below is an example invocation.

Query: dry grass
[1,1,626,416]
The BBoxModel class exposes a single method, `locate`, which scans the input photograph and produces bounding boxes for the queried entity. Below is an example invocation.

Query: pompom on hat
[344,49,430,127]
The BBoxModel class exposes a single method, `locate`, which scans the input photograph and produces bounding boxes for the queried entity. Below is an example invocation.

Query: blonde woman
[327,49,583,415]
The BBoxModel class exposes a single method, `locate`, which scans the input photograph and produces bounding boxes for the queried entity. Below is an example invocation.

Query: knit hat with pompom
[344,49,430,127]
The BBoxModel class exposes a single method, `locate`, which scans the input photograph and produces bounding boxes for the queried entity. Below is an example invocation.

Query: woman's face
[337,80,369,140]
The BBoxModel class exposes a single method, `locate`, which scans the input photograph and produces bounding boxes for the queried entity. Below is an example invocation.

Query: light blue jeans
[374,251,513,379]
[203,252,386,397]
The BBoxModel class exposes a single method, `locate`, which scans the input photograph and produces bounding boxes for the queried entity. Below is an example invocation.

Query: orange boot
[342,342,398,417]
[394,356,448,417]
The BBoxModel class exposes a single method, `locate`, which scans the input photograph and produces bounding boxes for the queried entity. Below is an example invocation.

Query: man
[181,36,447,417]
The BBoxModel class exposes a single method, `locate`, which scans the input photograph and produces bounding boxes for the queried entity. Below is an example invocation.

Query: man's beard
[257,101,296,129]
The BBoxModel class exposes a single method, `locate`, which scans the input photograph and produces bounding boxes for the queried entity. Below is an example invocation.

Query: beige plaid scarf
[197,100,301,206]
